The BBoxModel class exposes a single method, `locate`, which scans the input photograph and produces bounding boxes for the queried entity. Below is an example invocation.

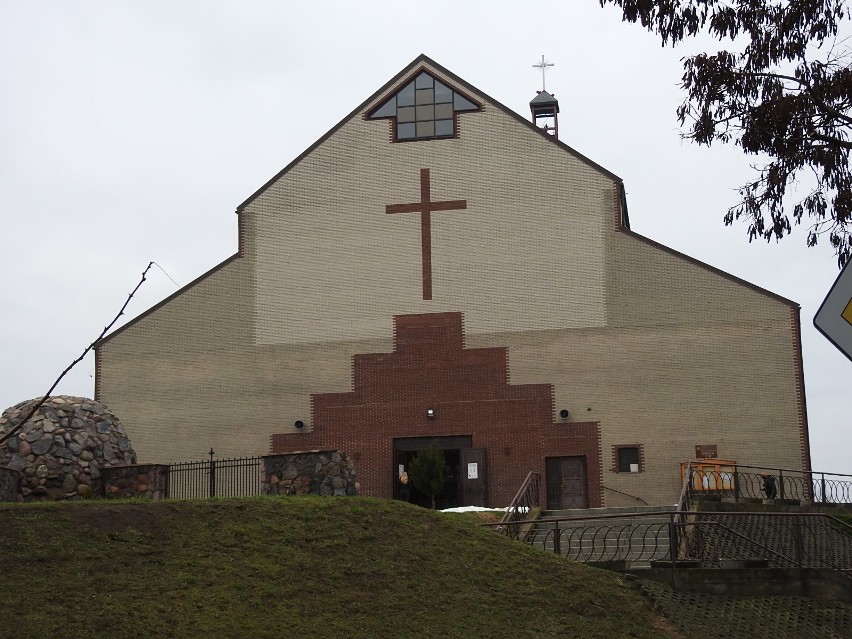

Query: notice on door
[467,463,478,480]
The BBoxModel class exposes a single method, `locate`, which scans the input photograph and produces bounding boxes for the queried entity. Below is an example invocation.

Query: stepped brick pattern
[272,312,602,507]
[0,396,137,500]
[95,56,810,507]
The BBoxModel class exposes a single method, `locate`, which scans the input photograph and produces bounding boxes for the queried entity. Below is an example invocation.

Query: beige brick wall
[96,60,807,505]
[246,63,610,344]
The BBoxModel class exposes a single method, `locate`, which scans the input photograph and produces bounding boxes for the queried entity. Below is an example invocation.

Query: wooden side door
[546,456,588,510]
[460,448,486,507]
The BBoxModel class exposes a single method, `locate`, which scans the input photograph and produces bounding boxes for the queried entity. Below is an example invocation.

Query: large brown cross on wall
[386,168,467,300]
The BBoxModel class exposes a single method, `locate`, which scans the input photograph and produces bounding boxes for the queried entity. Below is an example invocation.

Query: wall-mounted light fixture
[559,409,570,420]
[426,408,435,419]
[294,420,305,429]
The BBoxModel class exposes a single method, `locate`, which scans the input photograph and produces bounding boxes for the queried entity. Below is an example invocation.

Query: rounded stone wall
[0,396,137,499]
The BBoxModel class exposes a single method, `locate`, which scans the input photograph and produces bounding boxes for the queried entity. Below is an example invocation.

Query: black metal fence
[521,510,673,564]
[679,512,852,573]
[488,511,852,575]
[685,465,852,505]
[166,451,263,500]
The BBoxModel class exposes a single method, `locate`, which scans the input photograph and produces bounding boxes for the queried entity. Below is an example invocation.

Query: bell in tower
[530,90,560,138]
[530,55,559,138]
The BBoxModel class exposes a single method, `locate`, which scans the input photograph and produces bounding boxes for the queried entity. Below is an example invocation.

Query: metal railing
[602,484,649,506]
[484,510,852,576]
[678,512,852,574]
[513,510,674,564]
[166,450,263,499]
[486,462,852,576]
[497,471,541,539]
[683,463,852,506]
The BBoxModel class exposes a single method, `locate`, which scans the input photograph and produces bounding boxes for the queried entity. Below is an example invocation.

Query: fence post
[669,514,678,568]
[164,465,171,499]
[793,517,804,567]
[821,474,827,504]
[779,469,785,500]
[553,522,561,556]
[208,448,216,499]
[733,469,740,503]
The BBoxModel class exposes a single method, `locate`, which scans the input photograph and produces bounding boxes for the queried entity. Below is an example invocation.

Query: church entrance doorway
[393,436,485,509]
[546,456,588,510]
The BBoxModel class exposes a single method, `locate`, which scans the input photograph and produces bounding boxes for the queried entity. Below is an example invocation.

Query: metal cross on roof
[532,54,554,92]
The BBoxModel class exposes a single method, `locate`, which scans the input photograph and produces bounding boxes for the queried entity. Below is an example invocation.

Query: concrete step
[535,517,672,530]
[541,505,676,519]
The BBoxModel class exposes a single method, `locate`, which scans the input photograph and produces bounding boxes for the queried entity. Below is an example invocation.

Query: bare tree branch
[0,262,154,445]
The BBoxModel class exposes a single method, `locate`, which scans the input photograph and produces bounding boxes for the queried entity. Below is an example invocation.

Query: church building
[95,55,811,509]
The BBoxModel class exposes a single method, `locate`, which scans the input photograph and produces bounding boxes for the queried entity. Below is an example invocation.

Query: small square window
[415,105,434,121]
[397,106,416,123]
[397,122,416,139]
[435,103,453,120]
[616,447,641,473]
[415,89,434,105]
[435,119,454,136]
[416,121,434,137]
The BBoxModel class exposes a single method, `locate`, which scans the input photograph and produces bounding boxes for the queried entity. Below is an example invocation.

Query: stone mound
[0,396,137,499]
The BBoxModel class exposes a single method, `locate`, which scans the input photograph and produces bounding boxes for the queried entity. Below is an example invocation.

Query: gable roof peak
[236,54,621,213]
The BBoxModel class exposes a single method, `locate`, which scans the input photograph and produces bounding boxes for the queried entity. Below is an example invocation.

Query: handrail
[673,461,693,527]
[704,518,801,568]
[684,460,852,479]
[496,471,541,536]
[484,510,852,577]
[602,485,649,506]
[501,470,538,520]
[687,512,852,578]
[684,464,852,504]
[483,509,852,529]
[485,509,681,528]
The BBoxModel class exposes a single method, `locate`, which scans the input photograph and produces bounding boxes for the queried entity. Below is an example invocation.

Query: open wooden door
[461,448,486,507]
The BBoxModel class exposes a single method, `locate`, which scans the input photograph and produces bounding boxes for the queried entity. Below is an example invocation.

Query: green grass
[0,497,677,639]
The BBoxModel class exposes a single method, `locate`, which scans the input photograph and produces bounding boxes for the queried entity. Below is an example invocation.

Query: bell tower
[530,55,559,138]
[530,90,560,138]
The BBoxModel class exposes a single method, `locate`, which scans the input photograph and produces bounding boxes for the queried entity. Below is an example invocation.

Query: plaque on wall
[695,444,718,459]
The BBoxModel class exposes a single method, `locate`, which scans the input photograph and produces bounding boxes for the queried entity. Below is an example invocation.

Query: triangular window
[368,71,480,141]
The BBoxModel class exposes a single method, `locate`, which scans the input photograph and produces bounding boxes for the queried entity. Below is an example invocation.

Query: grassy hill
[0,496,678,639]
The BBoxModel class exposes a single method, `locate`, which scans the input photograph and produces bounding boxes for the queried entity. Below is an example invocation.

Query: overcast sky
[1,1,849,474]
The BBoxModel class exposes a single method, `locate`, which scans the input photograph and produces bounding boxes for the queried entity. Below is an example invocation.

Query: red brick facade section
[790,307,813,474]
[270,312,602,507]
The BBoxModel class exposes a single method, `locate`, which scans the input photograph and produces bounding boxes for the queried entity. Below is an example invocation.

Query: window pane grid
[370,71,479,141]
